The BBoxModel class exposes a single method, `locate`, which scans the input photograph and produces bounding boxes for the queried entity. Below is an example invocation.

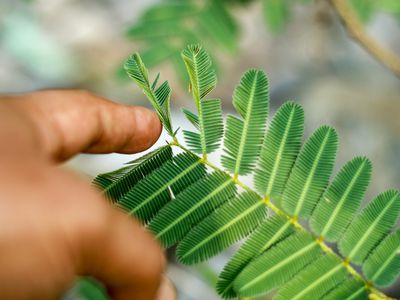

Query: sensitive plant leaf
[117,152,206,223]
[254,101,304,200]
[138,42,178,69]
[183,99,224,155]
[177,191,267,265]
[216,215,293,299]
[139,1,198,22]
[363,230,400,287]
[233,232,322,298]
[282,126,338,219]
[126,19,186,40]
[338,190,400,264]
[221,69,269,176]
[310,157,372,242]
[275,255,347,300]
[124,53,174,136]
[182,108,200,130]
[322,278,368,300]
[262,0,290,33]
[181,44,217,102]
[181,45,223,156]
[148,171,237,248]
[124,53,149,88]
[198,0,239,53]
[93,145,173,202]
[125,1,237,88]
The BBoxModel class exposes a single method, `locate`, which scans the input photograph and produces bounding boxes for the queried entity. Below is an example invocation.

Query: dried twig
[329,0,400,77]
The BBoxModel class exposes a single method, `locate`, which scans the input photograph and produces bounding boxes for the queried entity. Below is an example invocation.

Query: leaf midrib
[233,72,259,176]
[181,201,264,259]
[155,179,232,239]
[238,241,317,292]
[128,161,200,215]
[347,194,398,261]
[293,129,331,217]
[320,160,366,238]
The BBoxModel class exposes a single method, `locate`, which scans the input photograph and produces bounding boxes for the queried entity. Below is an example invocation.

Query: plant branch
[171,140,394,300]
[329,0,400,78]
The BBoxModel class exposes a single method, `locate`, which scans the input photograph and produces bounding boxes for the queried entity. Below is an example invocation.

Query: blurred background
[1,0,399,299]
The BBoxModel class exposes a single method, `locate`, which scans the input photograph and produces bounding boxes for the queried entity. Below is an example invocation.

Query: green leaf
[182,108,200,130]
[181,45,223,156]
[183,99,224,155]
[363,230,400,287]
[139,1,198,22]
[181,44,217,102]
[310,157,372,242]
[322,278,368,300]
[126,19,186,40]
[351,0,374,22]
[262,0,290,33]
[339,189,400,264]
[275,255,347,300]
[148,171,237,248]
[74,278,108,300]
[93,146,173,202]
[282,126,338,219]
[216,215,293,299]
[124,53,174,136]
[177,191,267,265]
[117,152,206,223]
[221,69,269,176]
[138,42,178,68]
[198,0,239,53]
[233,232,322,298]
[254,101,304,200]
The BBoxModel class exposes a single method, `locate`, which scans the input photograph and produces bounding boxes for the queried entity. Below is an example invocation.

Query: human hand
[0,90,175,300]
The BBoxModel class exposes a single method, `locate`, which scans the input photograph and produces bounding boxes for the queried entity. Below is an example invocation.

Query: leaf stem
[171,141,393,299]
[329,0,400,78]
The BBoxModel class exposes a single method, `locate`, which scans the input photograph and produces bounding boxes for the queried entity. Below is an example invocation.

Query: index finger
[11,89,162,162]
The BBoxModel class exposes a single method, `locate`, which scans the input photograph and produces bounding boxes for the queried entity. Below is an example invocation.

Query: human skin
[0,90,175,300]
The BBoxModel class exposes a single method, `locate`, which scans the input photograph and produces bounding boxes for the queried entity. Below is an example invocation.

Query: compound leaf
[310,157,372,242]
[177,191,267,265]
[93,145,173,202]
[322,278,368,300]
[124,53,174,136]
[234,232,322,298]
[254,101,304,200]
[339,189,400,264]
[148,171,236,248]
[216,215,293,299]
[275,255,347,300]
[181,45,223,155]
[183,99,224,155]
[282,126,338,219]
[118,152,206,223]
[222,69,269,176]
[363,229,400,287]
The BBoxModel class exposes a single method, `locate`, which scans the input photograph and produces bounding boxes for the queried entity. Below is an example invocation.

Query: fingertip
[136,106,162,149]
[122,106,162,153]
